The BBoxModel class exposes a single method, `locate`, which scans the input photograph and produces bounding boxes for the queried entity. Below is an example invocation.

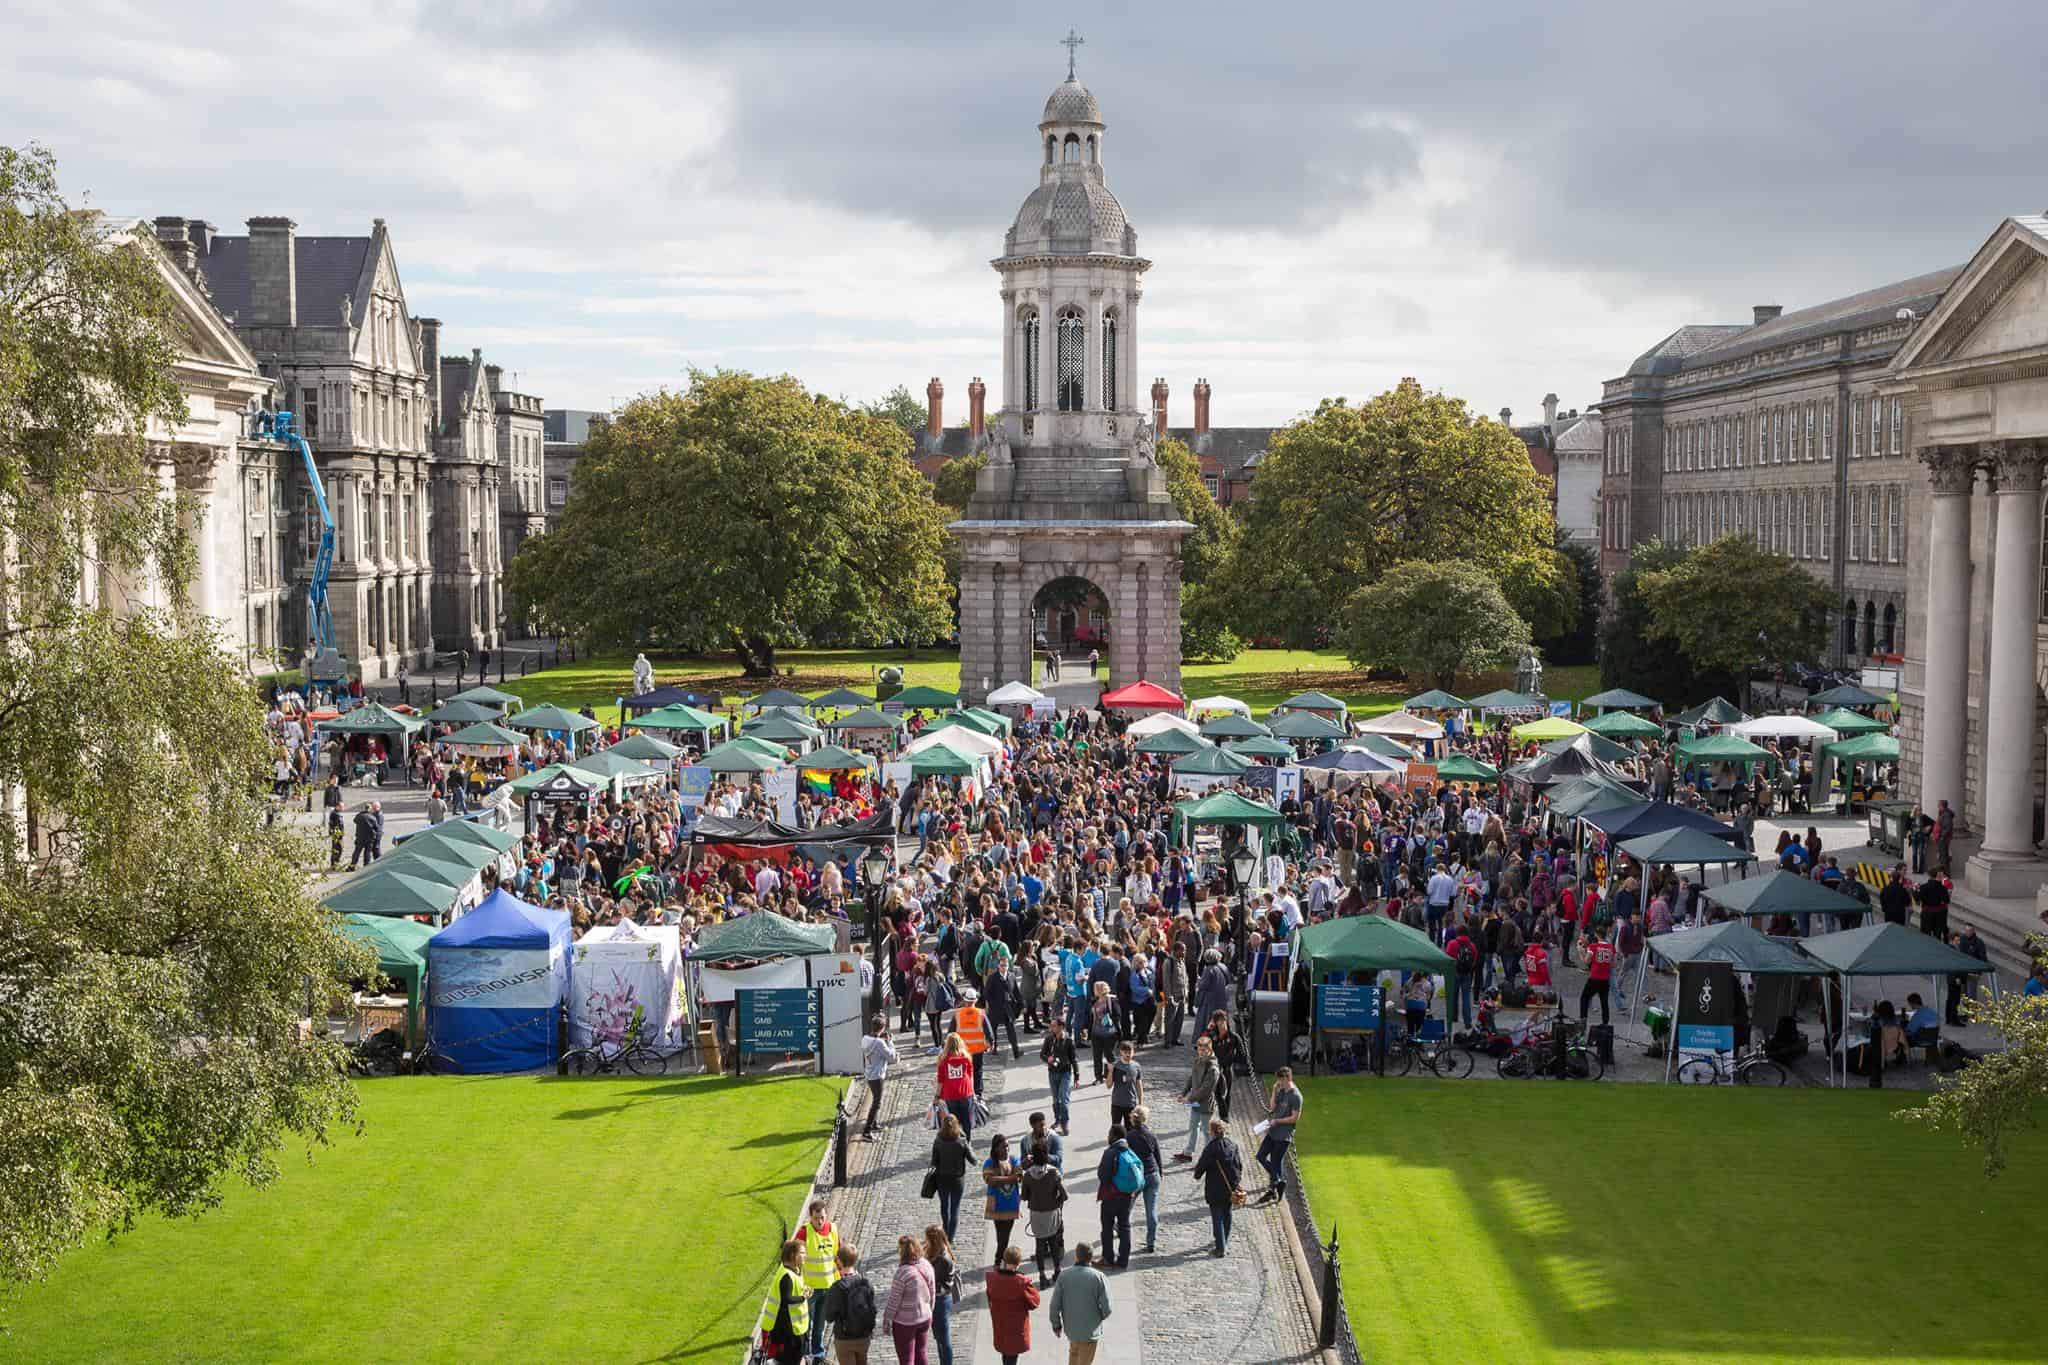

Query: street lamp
[861,846,892,1027]
[1230,846,1259,982]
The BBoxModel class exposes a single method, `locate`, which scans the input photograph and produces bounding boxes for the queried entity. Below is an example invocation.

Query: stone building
[491,366,547,565]
[1596,270,1959,669]
[1505,395,1599,545]
[951,69,1189,702]
[543,408,603,526]
[426,351,508,653]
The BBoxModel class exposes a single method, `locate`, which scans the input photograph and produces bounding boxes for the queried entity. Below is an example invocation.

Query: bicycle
[408,1037,456,1075]
[1497,1011,1604,1081]
[560,1019,669,1076]
[1676,1047,1787,1087]
[1386,1026,1476,1079]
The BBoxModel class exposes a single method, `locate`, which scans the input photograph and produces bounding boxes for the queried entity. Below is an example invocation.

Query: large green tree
[1540,535,1604,665]
[1599,539,1701,702]
[1639,535,1833,677]
[1337,559,1531,690]
[1,144,366,1286]
[1212,379,1560,646]
[508,371,955,675]
[1156,436,1244,662]
[859,384,927,443]
[1905,990,2048,1176]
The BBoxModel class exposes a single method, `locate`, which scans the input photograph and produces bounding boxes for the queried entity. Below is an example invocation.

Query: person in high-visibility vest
[794,1198,840,1362]
[757,1238,809,1363]
[951,987,990,1098]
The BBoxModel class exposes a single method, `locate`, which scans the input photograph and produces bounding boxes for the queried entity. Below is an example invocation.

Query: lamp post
[1230,846,1258,991]
[861,846,891,1027]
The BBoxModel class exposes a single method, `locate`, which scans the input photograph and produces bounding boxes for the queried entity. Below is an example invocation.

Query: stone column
[1967,440,2048,894]
[1000,290,1016,413]
[1918,446,1975,814]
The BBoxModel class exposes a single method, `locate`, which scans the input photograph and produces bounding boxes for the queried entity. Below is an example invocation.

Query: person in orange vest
[793,1198,840,1363]
[950,987,991,1099]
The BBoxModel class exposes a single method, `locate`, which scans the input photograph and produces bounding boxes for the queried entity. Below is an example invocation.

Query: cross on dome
[1061,27,1084,79]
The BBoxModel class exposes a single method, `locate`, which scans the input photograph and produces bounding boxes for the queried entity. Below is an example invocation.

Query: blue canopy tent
[425,888,571,1073]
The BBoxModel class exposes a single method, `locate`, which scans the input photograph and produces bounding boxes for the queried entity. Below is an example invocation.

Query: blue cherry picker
[255,407,347,688]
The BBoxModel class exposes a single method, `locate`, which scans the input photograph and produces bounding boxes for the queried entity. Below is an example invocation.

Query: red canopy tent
[1099,679,1186,712]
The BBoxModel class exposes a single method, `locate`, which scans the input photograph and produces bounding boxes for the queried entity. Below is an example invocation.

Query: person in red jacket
[984,1244,1042,1365]
[1443,925,1479,1026]
[1522,941,1552,993]
[1582,933,1618,1025]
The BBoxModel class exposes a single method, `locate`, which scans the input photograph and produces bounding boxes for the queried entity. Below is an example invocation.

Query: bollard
[1319,1225,1341,1349]
[833,1108,849,1188]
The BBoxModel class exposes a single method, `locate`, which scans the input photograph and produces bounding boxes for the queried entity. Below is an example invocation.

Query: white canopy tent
[1128,712,1202,739]
[985,680,1046,706]
[570,920,685,1050]
[906,726,1006,760]
[1730,715,1840,743]
[1188,695,1251,717]
[1354,710,1445,739]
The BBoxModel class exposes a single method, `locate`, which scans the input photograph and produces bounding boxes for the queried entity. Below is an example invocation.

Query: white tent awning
[1188,695,1251,717]
[1128,712,1203,739]
[1730,715,1840,742]
[985,680,1047,705]
[1354,710,1445,739]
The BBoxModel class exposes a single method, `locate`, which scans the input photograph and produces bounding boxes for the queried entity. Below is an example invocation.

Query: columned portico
[1916,445,1976,814]
[1966,441,2048,892]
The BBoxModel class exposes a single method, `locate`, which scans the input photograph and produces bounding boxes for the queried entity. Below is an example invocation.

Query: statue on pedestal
[1516,647,1544,698]
[1132,419,1157,466]
[632,651,655,697]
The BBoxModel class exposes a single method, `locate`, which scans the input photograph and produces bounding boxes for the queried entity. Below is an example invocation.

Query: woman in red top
[935,1033,977,1139]
[1556,884,1578,964]
[1581,931,1617,1025]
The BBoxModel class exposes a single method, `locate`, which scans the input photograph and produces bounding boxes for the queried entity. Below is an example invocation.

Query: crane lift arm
[256,408,340,678]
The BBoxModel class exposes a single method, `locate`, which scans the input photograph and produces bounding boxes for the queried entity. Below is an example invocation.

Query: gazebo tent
[1189,695,1251,717]
[1619,826,1758,867]
[1403,688,1469,710]
[799,744,875,772]
[1127,712,1202,739]
[1583,710,1664,741]
[1349,734,1416,761]
[421,699,503,726]
[449,684,523,709]
[322,866,457,920]
[622,684,722,714]
[610,732,682,762]
[906,726,1003,760]
[732,735,794,760]
[1355,711,1443,740]
[984,680,1046,707]
[1276,690,1349,721]
[925,711,1003,738]
[1466,688,1548,712]
[1703,867,1869,921]
[1670,696,1748,728]
[964,707,1015,736]
[1584,800,1741,845]
[570,749,664,786]
[1512,715,1587,741]
[373,846,482,895]
[1677,732,1771,762]
[1268,710,1347,741]
[1580,686,1660,713]
[1545,774,1648,818]
[1199,713,1272,740]
[1730,715,1839,743]
[1292,915,1458,1049]
[889,684,960,709]
[700,742,785,773]
[1800,922,2001,1087]
[504,704,600,751]
[743,687,813,711]
[1172,745,1253,777]
[1826,733,1901,762]
[629,704,729,737]
[317,703,425,768]
[570,921,685,1049]
[503,761,606,795]
[690,909,836,964]
[744,713,822,747]
[908,739,982,777]
[1507,739,1640,791]
[425,888,570,1073]
[1100,679,1186,712]
[1813,706,1889,737]
[1134,727,1212,757]
[808,687,875,710]
[1170,790,1286,843]
[826,708,910,736]
[1543,731,1633,764]
[1299,747,1401,774]
[337,912,434,1045]
[1808,682,1888,709]
[1226,736,1298,761]
[402,818,521,857]
[1434,753,1500,782]
[437,722,526,756]
[1631,921,1824,1033]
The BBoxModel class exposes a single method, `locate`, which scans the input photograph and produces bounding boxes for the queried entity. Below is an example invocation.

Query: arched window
[1055,307,1085,412]
[1020,309,1040,411]
[1062,134,1081,163]
[1862,602,1878,655]
[1882,603,1897,654]
[1842,600,1857,657]
[1100,310,1118,410]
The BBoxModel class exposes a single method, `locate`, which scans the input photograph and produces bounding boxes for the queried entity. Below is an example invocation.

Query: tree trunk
[736,635,777,677]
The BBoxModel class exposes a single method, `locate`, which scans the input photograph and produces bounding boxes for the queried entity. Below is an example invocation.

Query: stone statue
[632,651,655,697]
[1132,419,1157,466]
[987,426,1012,465]
[339,295,352,330]
[1516,647,1544,698]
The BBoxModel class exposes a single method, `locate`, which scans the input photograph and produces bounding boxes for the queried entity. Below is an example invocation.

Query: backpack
[837,1275,878,1339]
[1453,939,1477,975]
[1112,1145,1145,1194]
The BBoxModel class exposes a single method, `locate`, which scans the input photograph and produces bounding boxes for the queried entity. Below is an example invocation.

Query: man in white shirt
[1461,803,1487,859]
[1425,866,1457,942]
[753,862,782,902]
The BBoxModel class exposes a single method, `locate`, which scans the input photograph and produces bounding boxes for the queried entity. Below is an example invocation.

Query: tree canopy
[1599,539,1698,701]
[858,384,927,442]
[507,371,954,675]
[1337,559,1531,690]
[1905,989,2048,1176]
[1213,379,1561,645]
[1,144,367,1286]
[1639,535,1833,676]
[1540,535,1603,665]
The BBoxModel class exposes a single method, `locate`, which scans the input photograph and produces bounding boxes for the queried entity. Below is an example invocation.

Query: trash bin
[1251,991,1292,1074]
[1589,1023,1616,1067]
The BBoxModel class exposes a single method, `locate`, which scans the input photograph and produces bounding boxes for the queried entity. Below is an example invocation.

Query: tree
[1180,584,1245,664]
[932,452,985,513]
[1337,559,1531,690]
[1155,437,1238,589]
[859,384,927,443]
[1599,539,1700,702]
[1,144,368,1285]
[1498,545,1579,643]
[1904,991,2048,1176]
[1639,535,1833,677]
[1212,379,1559,646]
[1540,536,1604,665]
[508,371,955,675]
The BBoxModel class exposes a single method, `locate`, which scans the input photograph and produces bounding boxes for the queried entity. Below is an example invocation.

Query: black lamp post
[1230,846,1259,983]
[862,846,892,1027]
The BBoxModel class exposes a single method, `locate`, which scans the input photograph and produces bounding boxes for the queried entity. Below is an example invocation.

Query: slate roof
[196,235,371,327]
[1625,324,1751,377]
[438,354,478,431]
[1553,411,1603,456]
[1171,426,1276,479]
[1686,266,1963,367]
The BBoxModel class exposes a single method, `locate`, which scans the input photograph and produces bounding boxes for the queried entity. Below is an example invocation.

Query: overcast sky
[9,0,2045,426]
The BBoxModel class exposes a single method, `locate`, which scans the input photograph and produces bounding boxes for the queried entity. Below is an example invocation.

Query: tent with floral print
[570,920,685,1050]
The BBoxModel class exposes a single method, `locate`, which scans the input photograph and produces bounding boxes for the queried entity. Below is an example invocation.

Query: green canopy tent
[448,684,523,708]
[336,912,435,1045]
[744,713,823,747]
[1818,732,1902,812]
[1276,690,1350,722]
[420,698,503,726]
[889,684,960,709]
[321,866,458,921]
[797,744,875,772]
[743,687,813,711]
[1670,696,1748,729]
[701,741,787,773]
[504,704,600,757]
[609,732,682,762]
[1580,686,1660,713]
[1170,790,1286,844]
[908,738,982,777]
[1619,825,1759,871]
[1171,746,1254,777]
[1267,710,1347,741]
[1808,682,1888,710]
[1434,753,1500,782]
[1293,914,1457,1067]
[690,909,836,964]
[1465,688,1547,712]
[964,707,1015,737]
[825,708,909,734]
[569,749,664,786]
[628,703,730,738]
[924,711,1003,738]
[396,820,518,873]
[1225,736,1297,762]
[1827,732,1900,761]
[1583,710,1664,741]
[1350,734,1415,761]
[732,735,794,760]
[437,722,526,756]
[1801,922,2002,1087]
[1677,732,1771,763]
[1545,775,1648,819]
[1200,713,1273,740]
[317,703,426,782]
[808,687,874,710]
[1702,867,1868,923]
[1133,727,1212,757]
[1813,706,1888,737]
[502,761,604,795]
[1632,921,1826,1053]
[368,848,479,902]
[1403,688,1469,710]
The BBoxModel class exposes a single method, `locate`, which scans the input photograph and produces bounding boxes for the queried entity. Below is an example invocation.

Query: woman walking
[935,1033,976,1139]
[1020,1140,1068,1286]
[880,1235,936,1365]
[1124,1104,1164,1254]
[1191,1117,1244,1255]
[1039,1017,1078,1136]
[1087,980,1118,1083]
[1199,1009,1246,1122]
[929,1112,973,1242]
[984,1245,1042,1365]
[1176,1034,1221,1161]
[983,1132,1023,1264]
[1108,1039,1145,1135]
[923,1224,962,1365]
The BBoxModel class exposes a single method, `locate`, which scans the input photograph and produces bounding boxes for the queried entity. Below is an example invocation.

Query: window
[1871,397,1884,456]
[250,533,266,589]
[1842,601,1858,657]
[1805,404,1816,461]
[1792,492,1805,558]
[1863,602,1877,655]
[1735,417,1744,466]
[1020,311,1040,410]
[1882,603,1897,654]
[301,385,320,439]
[1850,399,1861,457]
[1203,474,1219,498]
[1753,493,1765,547]
[1806,493,1820,560]
[1101,311,1118,410]
[382,493,395,558]
[1870,486,1883,564]
[1847,489,1862,561]
[1821,406,1833,460]
[1819,492,1831,560]
[1055,307,1084,412]
[1890,398,1903,455]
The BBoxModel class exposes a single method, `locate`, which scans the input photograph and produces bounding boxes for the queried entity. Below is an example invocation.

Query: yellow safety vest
[956,1005,988,1055]
[798,1221,839,1291]
[757,1265,809,1337]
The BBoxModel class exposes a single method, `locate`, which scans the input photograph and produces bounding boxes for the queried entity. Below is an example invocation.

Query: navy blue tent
[1582,800,1741,845]
[622,684,722,714]
[426,888,570,1073]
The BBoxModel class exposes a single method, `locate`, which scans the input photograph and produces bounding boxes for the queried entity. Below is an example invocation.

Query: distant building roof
[1685,267,1962,366]
[1170,427,1276,480]
[196,235,372,328]
[544,408,603,444]
[1553,410,1603,456]
[1625,324,1752,377]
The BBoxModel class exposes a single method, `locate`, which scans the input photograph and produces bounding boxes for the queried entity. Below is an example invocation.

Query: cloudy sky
[8,0,2045,426]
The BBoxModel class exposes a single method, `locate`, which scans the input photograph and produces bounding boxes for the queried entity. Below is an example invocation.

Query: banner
[762,767,798,824]
[1274,766,1303,805]
[677,765,712,809]
[738,987,821,1054]
[1404,762,1438,792]
[1316,983,1383,1031]
[806,953,864,1075]
[699,957,808,1003]
[429,948,560,1009]
[1675,961,1736,1063]
[882,761,914,795]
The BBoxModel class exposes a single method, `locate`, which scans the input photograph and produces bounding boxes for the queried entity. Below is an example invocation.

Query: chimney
[485,363,504,397]
[153,216,197,278]
[188,219,217,256]
[1193,378,1212,437]
[968,376,986,440]
[1542,392,1559,431]
[1753,304,1783,325]
[1499,407,1513,426]
[244,216,297,326]
[926,377,943,438]
[1151,377,1169,436]
[418,318,443,436]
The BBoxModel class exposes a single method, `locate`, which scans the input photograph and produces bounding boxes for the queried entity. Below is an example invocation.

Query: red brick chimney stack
[925,378,943,437]
[1151,377,1169,436]
[968,377,986,440]
[1194,378,1212,437]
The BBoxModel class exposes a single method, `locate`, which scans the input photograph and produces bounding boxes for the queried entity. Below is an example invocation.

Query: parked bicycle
[560,1015,669,1077]
[1497,1011,1604,1081]
[1676,1047,1787,1087]
[1387,1024,1475,1078]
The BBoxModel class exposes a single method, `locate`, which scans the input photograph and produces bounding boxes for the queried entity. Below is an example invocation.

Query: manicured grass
[1295,1079,2047,1364]
[505,648,1604,724]
[3,1073,840,1364]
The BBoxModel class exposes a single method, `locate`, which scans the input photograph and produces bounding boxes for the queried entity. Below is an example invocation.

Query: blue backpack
[1112,1145,1145,1194]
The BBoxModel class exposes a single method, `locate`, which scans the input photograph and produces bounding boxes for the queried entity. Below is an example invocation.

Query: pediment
[125,225,260,376]
[1895,220,2048,373]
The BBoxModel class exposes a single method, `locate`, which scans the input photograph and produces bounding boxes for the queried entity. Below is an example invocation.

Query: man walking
[1047,1242,1112,1363]
[1935,799,1956,871]
[367,800,385,862]
[1253,1066,1303,1205]
[859,1015,897,1141]
[349,804,376,869]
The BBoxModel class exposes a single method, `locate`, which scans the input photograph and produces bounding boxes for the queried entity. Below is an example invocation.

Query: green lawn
[499,648,1603,723]
[1295,1080,2046,1365]
[3,1074,839,1364]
